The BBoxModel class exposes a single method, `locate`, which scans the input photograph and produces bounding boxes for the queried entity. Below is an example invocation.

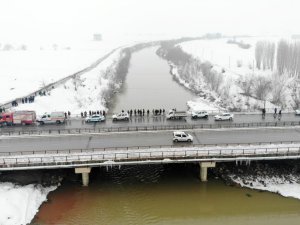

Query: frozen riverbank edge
[0,182,57,225]
[214,160,300,200]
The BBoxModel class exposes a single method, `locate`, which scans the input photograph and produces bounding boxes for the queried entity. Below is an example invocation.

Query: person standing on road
[273,108,277,118]
[278,109,282,120]
[262,108,266,119]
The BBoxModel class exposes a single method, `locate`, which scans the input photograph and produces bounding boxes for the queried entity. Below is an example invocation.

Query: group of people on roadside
[80,110,106,118]
[261,107,282,120]
[126,109,165,117]
[21,96,35,104]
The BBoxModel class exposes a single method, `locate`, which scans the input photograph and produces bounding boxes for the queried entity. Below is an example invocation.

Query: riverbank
[213,160,300,199]
[0,170,64,225]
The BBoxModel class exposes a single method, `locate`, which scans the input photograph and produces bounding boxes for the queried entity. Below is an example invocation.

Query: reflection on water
[110,47,196,113]
[33,164,300,225]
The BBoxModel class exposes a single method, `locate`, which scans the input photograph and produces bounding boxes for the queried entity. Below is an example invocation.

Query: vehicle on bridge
[166,109,187,120]
[85,115,105,123]
[173,131,193,142]
[214,112,234,121]
[37,112,66,125]
[191,110,209,119]
[112,112,129,121]
[0,110,36,126]
[295,109,300,115]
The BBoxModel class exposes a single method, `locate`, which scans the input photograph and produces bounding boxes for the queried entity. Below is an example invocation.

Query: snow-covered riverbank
[229,175,300,199]
[216,160,300,200]
[0,183,57,225]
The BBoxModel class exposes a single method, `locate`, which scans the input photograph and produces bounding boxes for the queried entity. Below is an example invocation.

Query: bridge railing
[0,142,300,170]
[0,141,299,157]
[1,121,300,136]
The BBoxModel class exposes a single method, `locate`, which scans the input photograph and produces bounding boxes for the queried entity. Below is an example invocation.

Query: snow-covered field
[0,41,122,105]
[178,37,295,111]
[0,182,57,225]
[13,48,123,115]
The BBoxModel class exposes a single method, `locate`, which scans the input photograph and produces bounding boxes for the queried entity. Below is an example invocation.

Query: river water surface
[110,47,197,113]
[32,47,300,225]
[33,164,300,225]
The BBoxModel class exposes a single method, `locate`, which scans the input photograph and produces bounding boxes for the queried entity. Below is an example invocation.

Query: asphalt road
[1,113,300,133]
[1,127,300,153]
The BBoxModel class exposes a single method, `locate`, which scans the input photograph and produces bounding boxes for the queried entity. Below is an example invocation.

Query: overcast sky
[1,0,299,43]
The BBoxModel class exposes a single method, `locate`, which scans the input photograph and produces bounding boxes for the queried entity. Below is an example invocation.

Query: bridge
[1,126,300,186]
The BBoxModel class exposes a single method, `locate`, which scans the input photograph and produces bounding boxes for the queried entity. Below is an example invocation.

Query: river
[32,47,300,225]
[32,164,300,225]
[110,47,197,113]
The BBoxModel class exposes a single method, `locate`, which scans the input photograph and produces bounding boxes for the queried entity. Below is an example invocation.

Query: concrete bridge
[1,127,300,186]
[0,141,299,186]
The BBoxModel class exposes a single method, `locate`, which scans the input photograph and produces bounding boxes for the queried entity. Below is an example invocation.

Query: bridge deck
[1,142,300,171]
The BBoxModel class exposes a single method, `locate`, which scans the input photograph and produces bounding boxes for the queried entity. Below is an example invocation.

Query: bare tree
[253,75,272,101]
[238,75,254,97]
[271,72,288,106]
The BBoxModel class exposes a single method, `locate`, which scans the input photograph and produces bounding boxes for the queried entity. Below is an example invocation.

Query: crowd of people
[79,110,106,118]
[78,109,166,118]
[21,96,35,104]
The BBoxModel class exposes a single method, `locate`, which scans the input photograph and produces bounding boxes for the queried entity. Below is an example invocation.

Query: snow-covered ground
[0,182,57,225]
[178,37,295,111]
[13,48,123,115]
[229,175,300,200]
[0,40,121,105]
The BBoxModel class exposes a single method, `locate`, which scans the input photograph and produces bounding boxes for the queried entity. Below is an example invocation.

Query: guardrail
[1,121,300,136]
[0,140,299,156]
[0,142,299,170]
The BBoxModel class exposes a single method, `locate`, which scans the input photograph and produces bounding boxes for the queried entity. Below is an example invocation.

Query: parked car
[37,111,65,125]
[85,115,105,123]
[214,112,234,121]
[112,112,129,121]
[295,109,300,115]
[191,110,209,119]
[173,131,193,142]
[166,109,187,120]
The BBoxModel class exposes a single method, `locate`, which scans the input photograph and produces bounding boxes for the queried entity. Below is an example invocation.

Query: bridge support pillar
[75,167,91,187]
[199,162,216,182]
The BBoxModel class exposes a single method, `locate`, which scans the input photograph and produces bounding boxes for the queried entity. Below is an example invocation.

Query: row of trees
[255,40,300,77]
[277,40,300,76]
[255,41,275,70]
[238,73,290,107]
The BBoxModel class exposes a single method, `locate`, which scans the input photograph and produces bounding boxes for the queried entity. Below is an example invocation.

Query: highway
[1,127,300,153]
[0,113,300,133]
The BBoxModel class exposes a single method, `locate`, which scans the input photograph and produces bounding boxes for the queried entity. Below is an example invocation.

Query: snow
[12,49,123,115]
[229,175,300,200]
[0,41,120,105]
[177,37,293,111]
[0,182,57,225]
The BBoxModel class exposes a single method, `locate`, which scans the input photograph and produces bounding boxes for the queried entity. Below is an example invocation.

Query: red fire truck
[0,111,36,126]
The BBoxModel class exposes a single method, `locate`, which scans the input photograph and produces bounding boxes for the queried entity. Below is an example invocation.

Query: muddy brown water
[32,164,300,225]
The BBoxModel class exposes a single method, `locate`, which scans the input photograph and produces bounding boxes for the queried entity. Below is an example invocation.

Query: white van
[37,112,65,125]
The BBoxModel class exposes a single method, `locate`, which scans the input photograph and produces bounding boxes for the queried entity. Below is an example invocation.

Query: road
[1,113,300,133]
[1,127,300,153]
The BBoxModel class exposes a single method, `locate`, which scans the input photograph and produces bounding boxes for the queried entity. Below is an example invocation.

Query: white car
[112,112,129,121]
[214,113,234,121]
[173,131,193,142]
[191,110,209,119]
[85,115,105,123]
[295,109,300,115]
